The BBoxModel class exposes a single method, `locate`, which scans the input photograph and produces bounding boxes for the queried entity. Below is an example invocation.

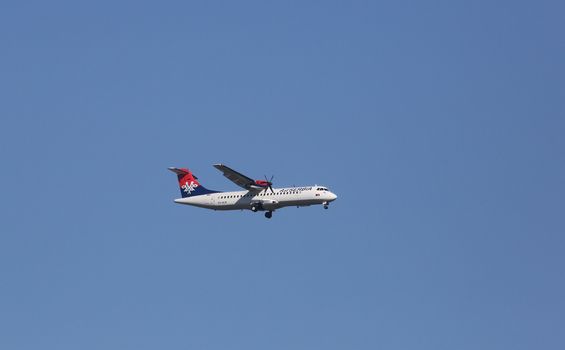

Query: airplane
[168,164,338,218]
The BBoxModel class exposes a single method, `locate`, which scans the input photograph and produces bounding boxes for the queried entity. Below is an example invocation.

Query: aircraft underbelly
[182,195,324,211]
[280,199,319,207]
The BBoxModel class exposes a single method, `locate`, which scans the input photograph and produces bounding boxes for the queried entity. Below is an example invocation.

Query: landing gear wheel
[324,205,329,209]
[265,211,273,219]
[323,201,329,210]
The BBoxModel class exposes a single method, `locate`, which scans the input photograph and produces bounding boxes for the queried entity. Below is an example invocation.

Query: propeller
[253,175,275,192]
[264,175,275,193]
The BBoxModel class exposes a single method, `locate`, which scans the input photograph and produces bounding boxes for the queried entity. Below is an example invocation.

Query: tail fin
[168,167,217,197]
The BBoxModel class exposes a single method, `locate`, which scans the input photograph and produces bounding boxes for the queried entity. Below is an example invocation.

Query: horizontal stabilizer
[168,167,189,175]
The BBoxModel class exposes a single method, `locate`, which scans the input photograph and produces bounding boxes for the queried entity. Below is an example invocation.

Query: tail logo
[182,181,199,195]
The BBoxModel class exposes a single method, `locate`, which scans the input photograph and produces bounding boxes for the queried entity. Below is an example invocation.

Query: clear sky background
[1,1,564,349]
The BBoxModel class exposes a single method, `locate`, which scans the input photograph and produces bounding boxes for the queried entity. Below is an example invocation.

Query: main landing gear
[250,203,272,218]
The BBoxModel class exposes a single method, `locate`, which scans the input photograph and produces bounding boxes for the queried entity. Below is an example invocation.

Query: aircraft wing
[213,164,258,190]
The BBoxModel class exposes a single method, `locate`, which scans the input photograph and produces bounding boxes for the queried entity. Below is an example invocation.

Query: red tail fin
[168,167,216,197]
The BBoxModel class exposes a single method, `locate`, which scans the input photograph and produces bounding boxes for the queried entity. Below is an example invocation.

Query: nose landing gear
[323,201,329,209]
[265,211,273,219]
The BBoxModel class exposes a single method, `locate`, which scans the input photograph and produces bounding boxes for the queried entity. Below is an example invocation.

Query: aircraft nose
[329,192,338,201]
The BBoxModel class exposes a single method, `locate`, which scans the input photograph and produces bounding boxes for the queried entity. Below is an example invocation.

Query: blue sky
[1,1,564,349]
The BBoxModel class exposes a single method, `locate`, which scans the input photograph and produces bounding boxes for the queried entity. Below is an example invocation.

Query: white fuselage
[174,186,337,211]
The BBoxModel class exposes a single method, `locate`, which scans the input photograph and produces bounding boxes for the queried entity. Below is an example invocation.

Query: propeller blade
[261,175,275,193]
[269,175,274,192]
